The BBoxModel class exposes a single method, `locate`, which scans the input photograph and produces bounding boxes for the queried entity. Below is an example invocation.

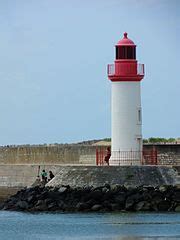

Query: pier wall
[0,144,180,165]
[0,145,96,165]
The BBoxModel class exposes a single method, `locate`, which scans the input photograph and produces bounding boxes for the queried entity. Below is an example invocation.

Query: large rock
[157,200,172,211]
[134,201,151,211]
[91,204,102,211]
[15,200,29,210]
[87,190,103,201]
[175,205,180,212]
[76,202,89,211]
[172,192,180,202]
[125,198,134,210]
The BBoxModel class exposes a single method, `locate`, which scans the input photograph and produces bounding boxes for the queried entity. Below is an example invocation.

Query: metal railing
[96,149,147,166]
[111,151,143,166]
[137,63,144,75]
[107,64,115,75]
[96,148,180,166]
[107,63,144,76]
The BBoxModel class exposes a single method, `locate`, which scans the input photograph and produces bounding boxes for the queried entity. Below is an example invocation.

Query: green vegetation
[143,138,177,143]
[103,138,179,144]
[103,138,111,142]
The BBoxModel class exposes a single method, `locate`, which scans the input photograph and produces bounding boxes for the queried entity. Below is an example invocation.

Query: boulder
[27,196,34,203]
[38,191,49,200]
[47,202,58,211]
[114,193,127,204]
[36,200,45,206]
[34,202,47,211]
[15,200,29,210]
[172,192,180,203]
[104,183,111,190]
[57,200,64,209]
[0,202,4,210]
[76,202,89,211]
[102,191,114,201]
[87,190,103,201]
[159,185,168,192]
[7,196,18,205]
[102,200,110,207]
[142,192,152,201]
[47,191,61,200]
[58,187,68,193]
[44,198,53,205]
[91,204,102,211]
[151,192,164,204]
[101,187,109,193]
[175,205,180,212]
[85,199,97,207]
[134,201,151,211]
[125,198,134,210]
[110,203,120,211]
[157,200,171,211]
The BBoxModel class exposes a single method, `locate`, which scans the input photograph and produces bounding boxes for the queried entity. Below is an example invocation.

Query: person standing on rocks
[48,170,55,181]
[41,169,47,183]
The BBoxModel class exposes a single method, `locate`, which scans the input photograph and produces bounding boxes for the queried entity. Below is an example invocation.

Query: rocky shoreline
[0,184,180,212]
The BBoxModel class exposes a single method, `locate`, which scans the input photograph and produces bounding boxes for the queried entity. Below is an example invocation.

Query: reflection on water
[0,211,179,240]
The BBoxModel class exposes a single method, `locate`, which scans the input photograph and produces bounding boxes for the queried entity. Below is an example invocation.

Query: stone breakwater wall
[0,145,96,165]
[0,144,180,165]
[1,185,180,212]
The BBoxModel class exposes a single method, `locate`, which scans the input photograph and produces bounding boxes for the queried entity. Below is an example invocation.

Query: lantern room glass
[116,46,136,60]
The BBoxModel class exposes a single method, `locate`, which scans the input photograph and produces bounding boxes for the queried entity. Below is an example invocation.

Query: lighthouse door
[137,136,142,154]
[137,137,142,152]
[137,136,142,162]
[138,137,143,164]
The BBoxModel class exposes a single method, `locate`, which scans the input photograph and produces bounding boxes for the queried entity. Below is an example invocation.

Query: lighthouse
[107,33,145,165]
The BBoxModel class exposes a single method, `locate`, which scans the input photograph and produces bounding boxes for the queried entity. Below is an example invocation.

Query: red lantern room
[108,32,144,81]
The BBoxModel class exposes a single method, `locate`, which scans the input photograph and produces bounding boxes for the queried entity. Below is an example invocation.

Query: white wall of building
[110,81,142,165]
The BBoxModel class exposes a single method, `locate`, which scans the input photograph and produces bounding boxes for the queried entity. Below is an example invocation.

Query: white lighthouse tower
[107,33,145,165]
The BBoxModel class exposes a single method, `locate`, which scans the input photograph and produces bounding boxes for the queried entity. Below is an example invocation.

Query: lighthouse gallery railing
[107,63,144,76]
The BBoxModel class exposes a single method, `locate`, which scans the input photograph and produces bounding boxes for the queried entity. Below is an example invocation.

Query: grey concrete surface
[47,166,178,188]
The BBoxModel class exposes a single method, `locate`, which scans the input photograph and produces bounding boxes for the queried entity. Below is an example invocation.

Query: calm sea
[0,211,180,240]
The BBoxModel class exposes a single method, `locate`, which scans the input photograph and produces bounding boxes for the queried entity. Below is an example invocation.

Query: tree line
[103,138,180,144]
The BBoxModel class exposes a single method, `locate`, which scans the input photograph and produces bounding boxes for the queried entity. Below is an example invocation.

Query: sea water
[0,211,180,240]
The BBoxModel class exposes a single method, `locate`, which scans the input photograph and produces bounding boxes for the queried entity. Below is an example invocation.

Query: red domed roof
[116,32,136,46]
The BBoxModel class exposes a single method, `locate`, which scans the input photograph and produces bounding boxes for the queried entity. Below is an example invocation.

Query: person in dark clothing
[49,170,55,181]
[104,147,111,166]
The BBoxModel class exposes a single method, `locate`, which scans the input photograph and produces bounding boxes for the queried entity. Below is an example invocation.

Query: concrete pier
[47,166,178,188]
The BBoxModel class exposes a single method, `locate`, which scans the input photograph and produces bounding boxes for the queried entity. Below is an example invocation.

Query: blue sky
[0,0,179,145]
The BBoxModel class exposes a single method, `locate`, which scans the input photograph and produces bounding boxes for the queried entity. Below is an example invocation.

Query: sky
[0,0,179,145]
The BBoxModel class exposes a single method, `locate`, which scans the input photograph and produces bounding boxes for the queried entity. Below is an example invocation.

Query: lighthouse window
[138,109,142,124]
[127,47,136,59]
[116,46,136,59]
